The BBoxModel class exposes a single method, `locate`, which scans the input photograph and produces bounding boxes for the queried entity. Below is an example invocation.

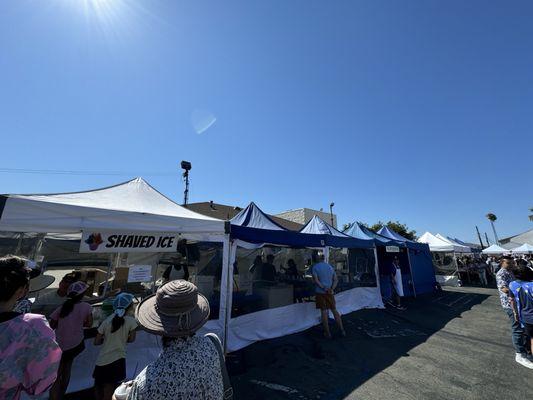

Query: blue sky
[1,0,532,242]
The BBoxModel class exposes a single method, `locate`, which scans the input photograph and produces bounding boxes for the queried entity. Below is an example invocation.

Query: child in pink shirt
[49,281,93,400]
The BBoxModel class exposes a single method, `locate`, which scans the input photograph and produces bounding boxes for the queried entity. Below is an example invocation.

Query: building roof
[186,202,303,231]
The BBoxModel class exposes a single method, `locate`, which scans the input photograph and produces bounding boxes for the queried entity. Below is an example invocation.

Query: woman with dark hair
[93,292,137,400]
[0,255,62,400]
[49,281,93,400]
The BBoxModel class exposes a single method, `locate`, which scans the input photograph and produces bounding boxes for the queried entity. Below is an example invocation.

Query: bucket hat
[68,281,89,296]
[136,280,209,338]
[113,292,135,317]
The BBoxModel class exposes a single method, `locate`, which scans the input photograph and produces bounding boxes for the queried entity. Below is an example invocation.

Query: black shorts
[61,340,85,362]
[93,358,126,384]
[524,323,533,338]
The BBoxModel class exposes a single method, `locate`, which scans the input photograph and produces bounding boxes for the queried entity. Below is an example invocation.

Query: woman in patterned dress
[115,280,223,400]
[0,255,62,400]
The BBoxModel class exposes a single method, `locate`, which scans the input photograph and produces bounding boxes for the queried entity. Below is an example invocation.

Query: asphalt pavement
[228,287,532,400]
[68,286,530,400]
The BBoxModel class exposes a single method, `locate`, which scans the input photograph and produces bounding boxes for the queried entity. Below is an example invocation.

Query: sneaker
[515,353,533,369]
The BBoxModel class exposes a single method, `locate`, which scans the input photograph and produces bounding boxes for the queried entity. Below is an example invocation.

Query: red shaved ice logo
[85,233,103,251]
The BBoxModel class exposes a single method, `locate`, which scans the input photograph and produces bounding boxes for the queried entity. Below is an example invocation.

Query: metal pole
[183,171,190,206]
[329,203,335,227]
[406,247,416,298]
[490,220,500,244]
[484,232,491,247]
[475,226,484,249]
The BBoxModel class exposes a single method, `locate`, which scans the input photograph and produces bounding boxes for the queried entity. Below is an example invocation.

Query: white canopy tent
[418,232,469,253]
[0,178,232,393]
[511,243,533,254]
[417,232,470,286]
[435,234,472,253]
[481,244,509,255]
[0,177,225,236]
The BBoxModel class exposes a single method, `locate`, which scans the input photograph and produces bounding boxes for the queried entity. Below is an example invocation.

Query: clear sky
[1,0,532,242]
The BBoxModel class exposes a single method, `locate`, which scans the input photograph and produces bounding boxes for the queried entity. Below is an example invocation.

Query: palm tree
[486,213,499,244]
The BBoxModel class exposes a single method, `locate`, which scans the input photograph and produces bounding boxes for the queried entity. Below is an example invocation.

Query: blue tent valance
[230,204,373,249]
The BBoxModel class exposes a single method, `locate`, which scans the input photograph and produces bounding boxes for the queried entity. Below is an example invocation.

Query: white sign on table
[385,246,400,253]
[127,265,153,283]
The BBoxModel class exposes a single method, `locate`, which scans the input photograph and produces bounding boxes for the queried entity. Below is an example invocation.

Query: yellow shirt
[95,314,137,366]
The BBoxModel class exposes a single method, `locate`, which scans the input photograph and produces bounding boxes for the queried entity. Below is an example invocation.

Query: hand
[326,288,333,295]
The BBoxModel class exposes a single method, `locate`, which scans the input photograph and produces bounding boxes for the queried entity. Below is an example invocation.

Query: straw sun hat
[136,280,210,338]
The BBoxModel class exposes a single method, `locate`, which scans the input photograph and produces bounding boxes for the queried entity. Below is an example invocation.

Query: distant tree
[486,212,499,244]
[342,222,353,232]
[367,220,417,241]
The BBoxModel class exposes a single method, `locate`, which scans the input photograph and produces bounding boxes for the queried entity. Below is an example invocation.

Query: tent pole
[324,247,330,263]
[373,246,382,306]
[220,236,233,354]
[452,252,459,285]
[406,247,416,298]
[15,232,24,255]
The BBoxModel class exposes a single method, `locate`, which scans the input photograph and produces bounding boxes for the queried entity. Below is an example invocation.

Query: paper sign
[80,231,179,253]
[385,246,400,253]
[127,265,152,283]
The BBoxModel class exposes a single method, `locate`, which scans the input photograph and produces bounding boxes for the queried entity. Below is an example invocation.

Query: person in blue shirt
[311,252,345,339]
[509,263,533,360]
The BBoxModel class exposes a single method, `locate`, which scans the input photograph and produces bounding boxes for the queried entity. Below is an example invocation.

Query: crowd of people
[0,255,227,400]
[0,251,346,399]
[495,255,533,369]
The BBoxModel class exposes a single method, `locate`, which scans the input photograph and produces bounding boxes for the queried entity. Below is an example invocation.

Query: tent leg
[219,237,233,354]
[406,248,416,298]
[373,247,383,306]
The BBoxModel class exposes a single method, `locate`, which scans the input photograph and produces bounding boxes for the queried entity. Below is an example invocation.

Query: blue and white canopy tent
[225,204,382,351]
[299,215,380,290]
[377,227,436,296]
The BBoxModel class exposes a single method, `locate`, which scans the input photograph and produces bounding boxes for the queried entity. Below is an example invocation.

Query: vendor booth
[417,232,470,286]
[225,203,383,352]
[343,223,409,299]
[0,177,231,393]
[481,244,509,255]
[377,227,436,296]
[511,243,533,254]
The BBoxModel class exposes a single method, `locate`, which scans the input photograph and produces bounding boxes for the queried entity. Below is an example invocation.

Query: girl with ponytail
[93,292,137,400]
[49,281,93,400]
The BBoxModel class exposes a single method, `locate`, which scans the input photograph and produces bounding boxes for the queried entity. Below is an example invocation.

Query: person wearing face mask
[0,255,62,400]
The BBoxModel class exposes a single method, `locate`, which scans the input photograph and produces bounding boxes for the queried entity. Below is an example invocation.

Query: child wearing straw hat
[93,292,138,400]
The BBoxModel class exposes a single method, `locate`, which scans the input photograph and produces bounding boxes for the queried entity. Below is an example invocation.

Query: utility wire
[0,167,175,177]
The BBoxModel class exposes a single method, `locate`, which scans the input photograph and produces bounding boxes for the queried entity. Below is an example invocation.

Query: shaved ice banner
[80,231,179,253]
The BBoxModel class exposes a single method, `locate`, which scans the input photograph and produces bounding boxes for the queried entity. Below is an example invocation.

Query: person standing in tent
[162,255,190,283]
[311,252,346,339]
[496,256,533,369]
[387,257,406,310]
[93,293,137,400]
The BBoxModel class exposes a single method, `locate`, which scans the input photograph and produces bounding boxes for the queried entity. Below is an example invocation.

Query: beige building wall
[276,208,337,228]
